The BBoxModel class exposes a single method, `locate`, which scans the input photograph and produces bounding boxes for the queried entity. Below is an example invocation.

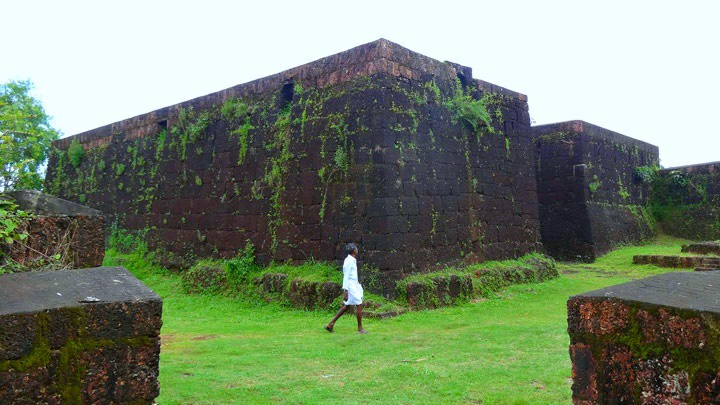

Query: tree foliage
[0,80,59,191]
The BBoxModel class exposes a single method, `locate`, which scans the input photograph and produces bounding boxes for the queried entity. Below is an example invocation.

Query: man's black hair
[345,243,357,255]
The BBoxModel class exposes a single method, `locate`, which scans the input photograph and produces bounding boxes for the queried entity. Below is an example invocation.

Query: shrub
[0,197,30,272]
[225,241,261,285]
[67,139,85,168]
[444,81,494,135]
[182,261,228,294]
[107,224,147,254]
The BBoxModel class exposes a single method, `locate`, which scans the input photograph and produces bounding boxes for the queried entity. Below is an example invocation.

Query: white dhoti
[344,281,364,305]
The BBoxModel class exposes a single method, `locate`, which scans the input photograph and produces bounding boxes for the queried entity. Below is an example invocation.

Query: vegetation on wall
[317,113,353,221]
[222,98,256,165]
[47,70,517,264]
[588,175,602,194]
[635,164,720,240]
[444,79,497,137]
[67,140,85,168]
[0,197,30,265]
[172,107,212,161]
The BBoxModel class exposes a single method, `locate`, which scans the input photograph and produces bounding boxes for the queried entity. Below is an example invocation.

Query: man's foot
[358,329,368,334]
[324,325,334,333]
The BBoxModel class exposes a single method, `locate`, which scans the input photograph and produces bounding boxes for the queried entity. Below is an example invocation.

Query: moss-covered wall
[45,39,541,295]
[651,162,720,240]
[534,121,658,261]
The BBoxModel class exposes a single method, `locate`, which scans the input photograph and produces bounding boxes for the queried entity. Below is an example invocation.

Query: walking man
[325,243,367,334]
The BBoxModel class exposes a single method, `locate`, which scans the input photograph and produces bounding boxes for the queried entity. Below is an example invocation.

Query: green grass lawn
[104,235,696,404]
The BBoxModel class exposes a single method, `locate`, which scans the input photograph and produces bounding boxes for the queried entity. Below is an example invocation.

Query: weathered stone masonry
[652,161,720,240]
[46,39,541,294]
[1,190,105,269]
[0,267,161,403]
[534,121,658,261]
[568,271,720,403]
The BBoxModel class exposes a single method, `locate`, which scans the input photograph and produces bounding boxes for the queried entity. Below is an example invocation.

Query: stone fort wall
[46,39,541,294]
[652,161,720,240]
[534,121,659,261]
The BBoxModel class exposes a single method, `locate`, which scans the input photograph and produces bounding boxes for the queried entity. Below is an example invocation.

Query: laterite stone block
[568,271,720,404]
[0,267,162,404]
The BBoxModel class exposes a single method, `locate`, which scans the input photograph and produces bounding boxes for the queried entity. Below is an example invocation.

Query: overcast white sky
[3,0,718,168]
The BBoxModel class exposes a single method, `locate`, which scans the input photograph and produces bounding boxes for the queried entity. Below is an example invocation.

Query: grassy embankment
[103,235,698,404]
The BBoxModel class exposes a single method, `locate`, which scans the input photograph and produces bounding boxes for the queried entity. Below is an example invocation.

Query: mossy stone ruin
[652,161,720,241]
[568,271,720,403]
[46,39,543,294]
[45,39,661,293]
[1,190,105,269]
[0,266,162,403]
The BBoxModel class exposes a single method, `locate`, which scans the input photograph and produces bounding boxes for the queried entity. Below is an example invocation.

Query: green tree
[0,80,60,191]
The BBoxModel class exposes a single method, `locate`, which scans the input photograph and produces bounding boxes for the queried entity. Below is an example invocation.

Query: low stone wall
[682,242,720,255]
[1,190,104,269]
[398,254,557,309]
[255,273,341,310]
[632,254,707,268]
[0,267,162,403]
[568,271,720,403]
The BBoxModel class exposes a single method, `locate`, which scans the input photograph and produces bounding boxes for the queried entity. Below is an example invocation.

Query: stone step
[702,258,720,265]
[695,267,720,272]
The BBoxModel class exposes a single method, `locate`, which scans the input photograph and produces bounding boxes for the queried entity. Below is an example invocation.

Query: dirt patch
[161,333,176,348]
[190,335,219,341]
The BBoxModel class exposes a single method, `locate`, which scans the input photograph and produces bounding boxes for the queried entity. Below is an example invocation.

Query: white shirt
[342,254,363,305]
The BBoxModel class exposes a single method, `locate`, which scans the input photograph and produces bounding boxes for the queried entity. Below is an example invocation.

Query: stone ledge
[1,191,105,269]
[632,254,707,269]
[571,271,720,320]
[682,242,720,255]
[398,254,558,309]
[0,266,160,316]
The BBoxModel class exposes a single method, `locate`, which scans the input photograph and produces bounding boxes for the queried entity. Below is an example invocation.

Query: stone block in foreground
[568,271,720,404]
[0,266,162,404]
[2,190,105,269]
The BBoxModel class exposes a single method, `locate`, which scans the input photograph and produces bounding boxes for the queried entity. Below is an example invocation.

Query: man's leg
[326,305,348,331]
[356,304,367,333]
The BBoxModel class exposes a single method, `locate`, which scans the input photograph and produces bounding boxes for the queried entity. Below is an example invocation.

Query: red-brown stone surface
[632,254,707,268]
[567,298,630,336]
[568,272,720,404]
[45,39,541,297]
[1,190,104,269]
